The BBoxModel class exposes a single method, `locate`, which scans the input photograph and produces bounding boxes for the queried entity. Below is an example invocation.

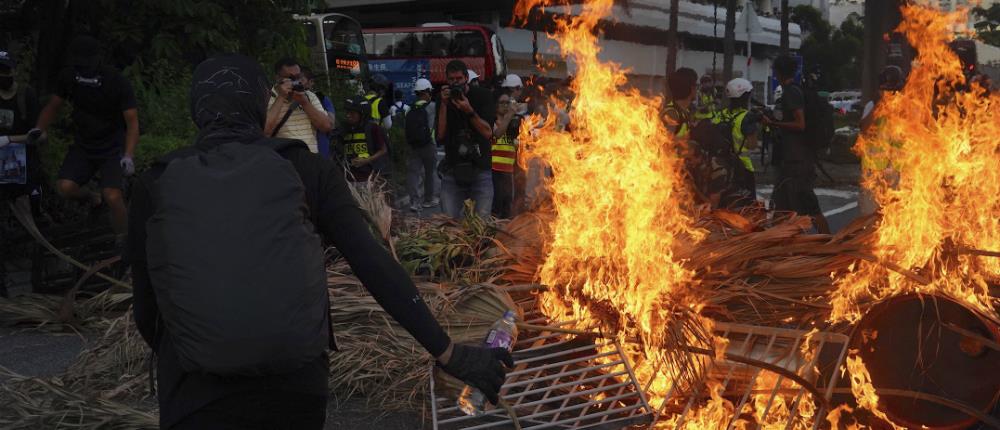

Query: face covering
[0,76,13,90]
[189,54,272,147]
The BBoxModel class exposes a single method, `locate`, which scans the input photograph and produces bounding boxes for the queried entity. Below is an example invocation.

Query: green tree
[792,5,863,90]
[974,4,1000,47]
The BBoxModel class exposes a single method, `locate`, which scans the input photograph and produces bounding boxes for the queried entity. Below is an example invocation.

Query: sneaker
[409,204,422,212]
[422,199,440,208]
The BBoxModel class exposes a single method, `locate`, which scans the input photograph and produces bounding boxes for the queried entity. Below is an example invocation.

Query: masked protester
[33,35,139,238]
[126,54,512,430]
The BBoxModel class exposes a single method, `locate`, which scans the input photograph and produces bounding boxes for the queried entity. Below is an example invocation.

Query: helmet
[467,69,479,81]
[344,96,371,116]
[725,78,753,98]
[370,74,390,90]
[413,78,432,93]
[501,74,523,88]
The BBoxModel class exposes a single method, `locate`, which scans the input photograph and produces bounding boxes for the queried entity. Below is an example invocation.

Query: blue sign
[769,54,804,91]
[369,59,431,105]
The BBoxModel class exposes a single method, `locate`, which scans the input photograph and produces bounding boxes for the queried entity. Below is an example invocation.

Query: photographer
[264,58,333,154]
[436,60,496,219]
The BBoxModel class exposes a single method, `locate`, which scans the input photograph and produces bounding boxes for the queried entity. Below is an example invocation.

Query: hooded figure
[127,54,511,430]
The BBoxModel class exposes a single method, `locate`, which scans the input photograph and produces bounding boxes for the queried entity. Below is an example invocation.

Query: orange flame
[831,4,999,322]
[514,0,715,416]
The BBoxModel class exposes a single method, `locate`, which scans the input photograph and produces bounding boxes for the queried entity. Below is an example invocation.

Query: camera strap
[271,101,301,137]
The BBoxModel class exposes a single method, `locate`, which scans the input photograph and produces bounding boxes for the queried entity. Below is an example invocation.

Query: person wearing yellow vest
[695,75,720,120]
[716,78,760,174]
[337,96,387,181]
[491,91,522,219]
[366,74,392,130]
[662,67,698,138]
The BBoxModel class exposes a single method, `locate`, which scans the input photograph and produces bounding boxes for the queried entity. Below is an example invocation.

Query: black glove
[438,344,514,405]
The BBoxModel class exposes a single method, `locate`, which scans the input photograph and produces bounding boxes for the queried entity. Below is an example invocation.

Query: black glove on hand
[439,344,514,405]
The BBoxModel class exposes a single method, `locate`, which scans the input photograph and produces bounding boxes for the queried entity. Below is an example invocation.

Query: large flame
[514,0,718,418]
[832,4,999,428]
[513,0,996,428]
[831,4,1000,322]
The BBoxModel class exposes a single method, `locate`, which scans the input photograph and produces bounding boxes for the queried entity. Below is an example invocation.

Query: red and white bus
[362,24,508,99]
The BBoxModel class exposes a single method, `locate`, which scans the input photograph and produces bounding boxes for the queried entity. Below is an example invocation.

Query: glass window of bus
[491,33,507,77]
[363,33,374,56]
[451,30,485,57]
[324,17,364,55]
[393,33,420,57]
[373,33,396,58]
[302,20,318,48]
[418,31,452,57]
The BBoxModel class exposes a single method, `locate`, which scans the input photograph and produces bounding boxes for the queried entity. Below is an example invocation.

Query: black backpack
[405,102,432,148]
[146,138,329,375]
[688,120,756,208]
[797,85,835,153]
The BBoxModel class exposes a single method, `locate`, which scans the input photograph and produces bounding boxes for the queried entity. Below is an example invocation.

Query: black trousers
[492,170,513,219]
[170,390,327,430]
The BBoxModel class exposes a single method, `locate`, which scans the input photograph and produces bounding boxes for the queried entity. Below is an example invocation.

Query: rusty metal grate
[430,309,655,429]
[651,322,851,429]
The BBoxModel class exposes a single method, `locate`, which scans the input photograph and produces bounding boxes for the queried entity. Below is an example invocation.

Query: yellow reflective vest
[342,131,370,160]
[365,93,383,122]
[712,108,755,172]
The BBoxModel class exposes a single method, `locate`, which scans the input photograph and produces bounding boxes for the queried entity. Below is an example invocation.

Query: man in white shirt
[264,58,333,153]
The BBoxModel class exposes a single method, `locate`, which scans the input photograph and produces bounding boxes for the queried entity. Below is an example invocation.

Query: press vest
[491,133,517,173]
[662,100,692,138]
[342,130,370,160]
[365,93,383,121]
[713,108,755,172]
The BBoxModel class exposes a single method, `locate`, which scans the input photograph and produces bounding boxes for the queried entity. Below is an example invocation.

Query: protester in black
[763,56,830,234]
[127,54,511,430]
[0,49,42,206]
[34,36,139,236]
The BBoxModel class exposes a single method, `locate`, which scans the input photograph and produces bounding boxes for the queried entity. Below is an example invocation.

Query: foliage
[974,4,1000,48]
[792,5,864,90]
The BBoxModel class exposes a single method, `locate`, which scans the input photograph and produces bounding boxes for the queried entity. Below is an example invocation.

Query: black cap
[67,35,101,68]
[0,50,15,69]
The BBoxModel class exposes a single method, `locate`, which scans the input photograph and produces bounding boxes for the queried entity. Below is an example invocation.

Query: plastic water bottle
[457,310,518,416]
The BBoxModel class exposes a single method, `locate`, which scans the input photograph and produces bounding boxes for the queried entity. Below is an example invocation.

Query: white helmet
[413,78,432,93]
[726,78,753,98]
[467,69,479,81]
[502,74,523,88]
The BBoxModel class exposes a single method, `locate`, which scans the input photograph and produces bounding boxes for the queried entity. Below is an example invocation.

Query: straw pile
[497,206,877,328]
[326,259,521,409]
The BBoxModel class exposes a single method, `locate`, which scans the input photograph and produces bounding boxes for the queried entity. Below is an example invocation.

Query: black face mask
[0,76,13,90]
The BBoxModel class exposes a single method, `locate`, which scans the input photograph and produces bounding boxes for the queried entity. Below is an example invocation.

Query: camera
[290,80,306,92]
[448,84,465,100]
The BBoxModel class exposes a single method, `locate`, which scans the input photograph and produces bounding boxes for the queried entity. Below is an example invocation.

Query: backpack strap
[271,101,301,137]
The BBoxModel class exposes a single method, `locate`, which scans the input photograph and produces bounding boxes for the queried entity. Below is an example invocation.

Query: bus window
[363,33,374,57]
[373,33,396,58]
[452,31,485,57]
[302,20,318,48]
[491,34,507,77]
[418,31,452,57]
[394,33,420,57]
[324,17,364,55]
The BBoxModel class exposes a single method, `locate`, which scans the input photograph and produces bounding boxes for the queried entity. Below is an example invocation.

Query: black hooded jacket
[127,54,451,428]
